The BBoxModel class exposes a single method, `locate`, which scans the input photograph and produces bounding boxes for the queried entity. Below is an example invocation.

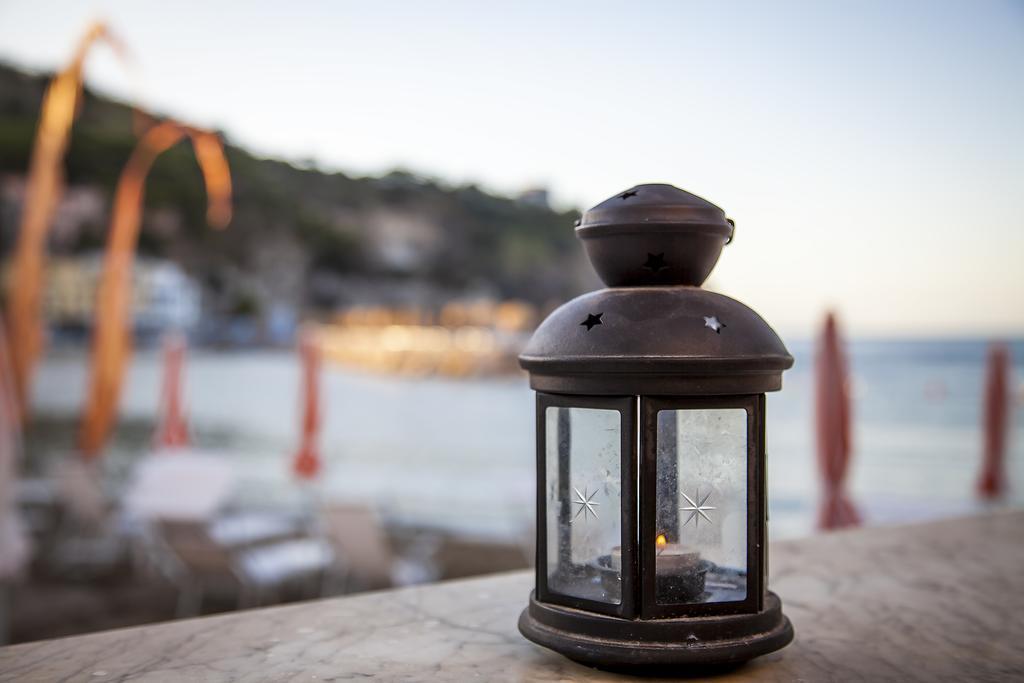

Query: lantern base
[518,591,793,670]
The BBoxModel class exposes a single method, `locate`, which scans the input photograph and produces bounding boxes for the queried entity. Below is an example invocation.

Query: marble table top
[2,510,1022,682]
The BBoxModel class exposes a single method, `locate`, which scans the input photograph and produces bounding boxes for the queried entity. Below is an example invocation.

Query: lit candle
[607,535,700,573]
[654,534,701,575]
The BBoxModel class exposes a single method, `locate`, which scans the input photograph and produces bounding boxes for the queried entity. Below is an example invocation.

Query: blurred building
[0,176,107,251]
[516,187,550,210]
[43,255,201,340]
[320,298,538,377]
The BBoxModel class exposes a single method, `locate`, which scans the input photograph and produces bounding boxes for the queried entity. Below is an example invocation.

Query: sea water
[29,340,1024,540]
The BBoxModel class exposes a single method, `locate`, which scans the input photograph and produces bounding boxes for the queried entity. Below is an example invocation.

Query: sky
[0,0,1022,337]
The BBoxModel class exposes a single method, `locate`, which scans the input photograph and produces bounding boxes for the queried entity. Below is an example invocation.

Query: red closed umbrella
[292,329,322,480]
[977,343,1011,499]
[815,312,860,530]
[153,333,189,449]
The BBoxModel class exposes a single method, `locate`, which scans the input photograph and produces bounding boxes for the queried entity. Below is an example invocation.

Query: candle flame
[656,533,668,553]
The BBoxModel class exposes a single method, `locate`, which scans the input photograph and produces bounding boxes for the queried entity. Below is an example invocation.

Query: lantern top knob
[519,182,791,396]
[576,183,734,287]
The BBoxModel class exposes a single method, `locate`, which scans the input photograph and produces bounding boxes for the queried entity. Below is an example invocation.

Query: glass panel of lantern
[544,405,623,605]
[654,407,748,605]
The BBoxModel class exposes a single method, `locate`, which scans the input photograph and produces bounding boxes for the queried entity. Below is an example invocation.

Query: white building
[44,254,201,334]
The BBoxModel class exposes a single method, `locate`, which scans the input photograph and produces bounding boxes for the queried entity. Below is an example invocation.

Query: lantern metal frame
[534,392,637,618]
[638,394,764,619]
[517,183,795,670]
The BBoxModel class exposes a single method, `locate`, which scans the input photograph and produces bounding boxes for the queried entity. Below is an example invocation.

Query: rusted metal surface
[519,591,792,669]
[520,287,792,396]
[576,183,733,288]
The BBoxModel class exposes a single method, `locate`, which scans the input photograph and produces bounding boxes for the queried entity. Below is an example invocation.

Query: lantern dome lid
[520,287,792,395]
[520,184,792,396]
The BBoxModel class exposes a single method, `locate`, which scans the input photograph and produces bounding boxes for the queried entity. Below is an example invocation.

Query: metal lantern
[517,184,794,669]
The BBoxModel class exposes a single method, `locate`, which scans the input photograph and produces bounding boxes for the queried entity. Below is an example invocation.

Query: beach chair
[234,537,336,606]
[152,519,240,616]
[432,534,531,580]
[153,517,337,616]
[320,503,394,591]
[207,511,305,549]
[320,502,440,591]
[43,461,126,580]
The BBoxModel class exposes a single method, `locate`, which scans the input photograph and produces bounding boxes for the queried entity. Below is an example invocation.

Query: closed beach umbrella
[977,343,1011,499]
[815,312,860,530]
[153,333,189,449]
[292,329,322,480]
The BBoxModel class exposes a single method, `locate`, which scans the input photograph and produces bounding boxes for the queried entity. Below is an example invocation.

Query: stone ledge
[2,510,1022,682]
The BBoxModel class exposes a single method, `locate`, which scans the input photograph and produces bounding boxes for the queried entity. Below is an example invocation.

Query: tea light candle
[608,538,700,573]
[609,546,624,571]
[654,543,701,574]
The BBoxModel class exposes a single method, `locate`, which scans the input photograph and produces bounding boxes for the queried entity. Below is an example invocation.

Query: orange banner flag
[4,23,125,422]
[78,122,230,458]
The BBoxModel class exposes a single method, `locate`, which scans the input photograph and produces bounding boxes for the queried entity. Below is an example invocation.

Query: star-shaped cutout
[680,488,716,527]
[704,315,725,333]
[642,252,669,273]
[571,486,600,522]
[581,313,603,331]
[618,189,639,200]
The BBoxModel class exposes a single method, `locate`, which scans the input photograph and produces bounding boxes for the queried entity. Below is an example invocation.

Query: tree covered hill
[0,62,594,317]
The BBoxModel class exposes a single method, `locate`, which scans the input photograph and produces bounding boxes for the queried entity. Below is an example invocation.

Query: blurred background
[0,0,1021,645]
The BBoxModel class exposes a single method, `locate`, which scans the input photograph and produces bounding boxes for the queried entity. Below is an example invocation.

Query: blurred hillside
[0,62,594,324]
